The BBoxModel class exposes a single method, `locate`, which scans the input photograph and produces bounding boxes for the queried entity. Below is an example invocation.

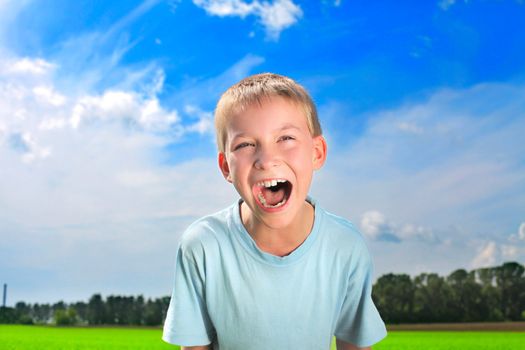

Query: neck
[240,200,315,257]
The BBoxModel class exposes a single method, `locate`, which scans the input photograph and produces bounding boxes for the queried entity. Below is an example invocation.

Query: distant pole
[2,283,6,307]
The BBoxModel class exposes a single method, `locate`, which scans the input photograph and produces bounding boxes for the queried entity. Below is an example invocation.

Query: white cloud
[257,0,302,38]
[0,53,240,304]
[4,131,51,163]
[471,241,497,269]
[0,56,190,166]
[193,0,302,39]
[397,223,437,242]
[360,210,437,243]
[3,57,56,76]
[184,105,214,135]
[509,222,525,243]
[471,239,525,269]
[361,210,390,240]
[0,47,258,303]
[116,170,161,188]
[33,86,66,106]
[0,52,232,221]
[194,0,255,17]
[0,1,257,304]
[39,118,67,131]
[70,90,179,132]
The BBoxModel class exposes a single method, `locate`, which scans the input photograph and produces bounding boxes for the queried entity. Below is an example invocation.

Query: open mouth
[253,179,292,209]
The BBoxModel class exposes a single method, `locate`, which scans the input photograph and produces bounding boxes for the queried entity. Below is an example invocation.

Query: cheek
[286,144,314,164]
[227,156,249,177]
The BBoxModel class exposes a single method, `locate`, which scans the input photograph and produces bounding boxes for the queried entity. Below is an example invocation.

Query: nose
[254,144,280,170]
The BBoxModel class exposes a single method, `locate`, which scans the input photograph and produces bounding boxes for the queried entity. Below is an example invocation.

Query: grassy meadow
[1,325,525,349]
[0,325,175,350]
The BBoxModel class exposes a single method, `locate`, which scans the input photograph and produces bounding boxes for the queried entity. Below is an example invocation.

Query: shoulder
[178,205,234,258]
[316,207,373,269]
[320,208,368,250]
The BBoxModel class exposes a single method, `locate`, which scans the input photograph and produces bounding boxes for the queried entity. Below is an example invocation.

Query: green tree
[373,273,415,323]
[0,307,18,323]
[32,303,52,324]
[495,262,525,320]
[15,302,33,324]
[106,295,135,325]
[131,295,145,325]
[87,294,106,325]
[144,297,170,326]
[447,269,487,321]
[475,266,503,321]
[54,308,78,326]
[413,273,454,322]
[72,301,88,324]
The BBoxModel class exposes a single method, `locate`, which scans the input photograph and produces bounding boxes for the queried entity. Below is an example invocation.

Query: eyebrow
[230,124,302,140]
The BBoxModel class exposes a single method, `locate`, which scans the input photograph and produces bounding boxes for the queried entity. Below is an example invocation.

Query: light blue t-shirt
[163,198,386,349]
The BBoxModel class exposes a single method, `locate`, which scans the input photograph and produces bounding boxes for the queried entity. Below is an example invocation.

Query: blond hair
[214,73,322,153]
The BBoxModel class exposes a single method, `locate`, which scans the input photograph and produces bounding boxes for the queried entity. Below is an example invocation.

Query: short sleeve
[334,245,387,347]
[162,244,215,346]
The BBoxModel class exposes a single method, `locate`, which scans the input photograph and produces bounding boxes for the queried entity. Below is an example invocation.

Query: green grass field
[0,325,175,350]
[373,331,525,350]
[1,325,524,349]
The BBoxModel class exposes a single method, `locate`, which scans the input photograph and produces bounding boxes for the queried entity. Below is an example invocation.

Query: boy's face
[218,96,326,230]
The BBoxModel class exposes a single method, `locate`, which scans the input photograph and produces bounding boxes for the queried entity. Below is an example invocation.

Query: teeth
[257,179,287,188]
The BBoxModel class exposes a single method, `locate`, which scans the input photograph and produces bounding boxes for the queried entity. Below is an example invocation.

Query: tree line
[0,294,170,326]
[1,261,524,326]
[372,261,525,323]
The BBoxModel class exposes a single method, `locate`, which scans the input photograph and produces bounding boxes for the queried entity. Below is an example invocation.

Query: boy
[163,73,386,350]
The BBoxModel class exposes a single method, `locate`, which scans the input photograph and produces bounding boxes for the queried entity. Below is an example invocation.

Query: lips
[252,178,292,210]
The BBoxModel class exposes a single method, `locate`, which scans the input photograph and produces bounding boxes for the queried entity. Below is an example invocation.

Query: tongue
[262,187,286,206]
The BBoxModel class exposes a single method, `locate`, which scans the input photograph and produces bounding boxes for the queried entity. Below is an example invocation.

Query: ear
[218,152,233,183]
[312,135,327,170]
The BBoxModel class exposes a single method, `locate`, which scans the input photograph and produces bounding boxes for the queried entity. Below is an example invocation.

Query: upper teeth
[257,179,286,188]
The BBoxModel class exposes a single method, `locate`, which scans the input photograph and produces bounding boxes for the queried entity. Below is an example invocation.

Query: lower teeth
[258,193,287,208]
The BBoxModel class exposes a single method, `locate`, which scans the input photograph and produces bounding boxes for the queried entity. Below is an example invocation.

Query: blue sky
[1,0,524,305]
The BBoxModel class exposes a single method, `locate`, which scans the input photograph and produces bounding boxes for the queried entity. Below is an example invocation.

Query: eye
[279,135,295,142]
[233,142,254,151]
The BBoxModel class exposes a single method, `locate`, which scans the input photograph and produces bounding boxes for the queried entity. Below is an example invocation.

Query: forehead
[226,96,309,132]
